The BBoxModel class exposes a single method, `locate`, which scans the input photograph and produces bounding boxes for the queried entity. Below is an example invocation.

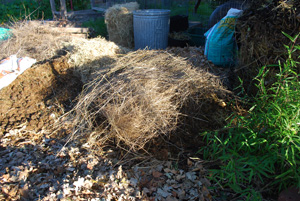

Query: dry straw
[65,37,130,83]
[105,2,139,49]
[167,46,233,90]
[65,50,231,151]
[0,20,130,83]
[0,21,71,61]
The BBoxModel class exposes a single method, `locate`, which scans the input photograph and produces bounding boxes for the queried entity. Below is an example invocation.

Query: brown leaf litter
[0,126,213,201]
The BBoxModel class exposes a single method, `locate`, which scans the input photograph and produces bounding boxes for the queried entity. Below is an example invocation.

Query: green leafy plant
[200,32,300,199]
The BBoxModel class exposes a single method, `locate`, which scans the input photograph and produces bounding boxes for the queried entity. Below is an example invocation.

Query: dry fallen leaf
[1,186,9,194]
[73,177,85,193]
[18,168,29,181]
[1,174,10,182]
[202,186,211,198]
[152,171,163,178]
[8,185,18,198]
[19,183,31,200]
[87,162,94,170]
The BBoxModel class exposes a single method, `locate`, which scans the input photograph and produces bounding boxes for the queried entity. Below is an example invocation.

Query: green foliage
[200,33,300,199]
[0,0,52,24]
[64,0,90,11]
[171,1,213,22]
[82,17,108,38]
[0,0,91,24]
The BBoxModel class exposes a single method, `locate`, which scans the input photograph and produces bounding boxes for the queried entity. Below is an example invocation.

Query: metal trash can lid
[133,9,170,16]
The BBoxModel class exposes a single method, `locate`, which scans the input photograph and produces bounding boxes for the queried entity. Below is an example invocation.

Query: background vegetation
[0,0,51,24]
[0,0,92,24]
[0,0,217,27]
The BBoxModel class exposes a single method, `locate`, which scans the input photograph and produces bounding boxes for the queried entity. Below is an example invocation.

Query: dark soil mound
[0,53,83,135]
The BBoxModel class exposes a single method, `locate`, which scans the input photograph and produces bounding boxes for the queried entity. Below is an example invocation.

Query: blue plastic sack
[204,8,243,67]
[0,27,11,42]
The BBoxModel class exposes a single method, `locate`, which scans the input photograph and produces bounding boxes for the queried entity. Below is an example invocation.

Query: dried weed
[0,21,71,61]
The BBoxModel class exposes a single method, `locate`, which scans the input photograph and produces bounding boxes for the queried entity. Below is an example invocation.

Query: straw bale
[105,2,139,49]
[66,50,231,151]
[0,21,72,62]
[64,37,130,83]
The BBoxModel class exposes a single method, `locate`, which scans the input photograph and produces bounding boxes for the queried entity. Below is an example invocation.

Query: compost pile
[167,46,234,89]
[0,21,128,137]
[0,53,83,134]
[64,49,231,152]
[0,21,72,62]
[236,0,300,92]
[0,18,232,201]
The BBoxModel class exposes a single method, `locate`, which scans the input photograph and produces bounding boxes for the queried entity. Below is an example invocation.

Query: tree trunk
[60,0,67,20]
[49,0,56,19]
[194,0,202,13]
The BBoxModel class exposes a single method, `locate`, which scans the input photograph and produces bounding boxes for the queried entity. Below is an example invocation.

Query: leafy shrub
[200,33,300,199]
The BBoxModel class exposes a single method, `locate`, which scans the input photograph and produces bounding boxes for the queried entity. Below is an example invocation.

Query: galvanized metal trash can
[133,9,170,50]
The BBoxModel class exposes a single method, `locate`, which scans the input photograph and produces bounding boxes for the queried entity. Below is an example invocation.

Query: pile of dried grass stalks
[236,0,300,93]
[105,2,139,49]
[66,49,231,151]
[65,37,129,83]
[0,20,130,83]
[0,21,71,61]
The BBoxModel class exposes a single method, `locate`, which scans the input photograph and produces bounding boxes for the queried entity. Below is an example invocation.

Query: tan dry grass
[65,50,231,151]
[0,21,71,61]
[0,20,130,83]
[105,2,139,49]
[64,37,130,83]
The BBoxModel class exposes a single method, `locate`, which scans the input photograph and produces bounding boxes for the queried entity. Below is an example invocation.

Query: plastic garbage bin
[133,9,170,50]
